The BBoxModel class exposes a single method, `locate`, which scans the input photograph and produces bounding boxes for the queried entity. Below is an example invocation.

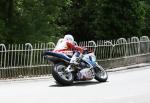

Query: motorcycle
[43,46,108,85]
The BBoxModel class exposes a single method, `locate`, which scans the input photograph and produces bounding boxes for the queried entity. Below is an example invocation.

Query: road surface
[0,66,150,103]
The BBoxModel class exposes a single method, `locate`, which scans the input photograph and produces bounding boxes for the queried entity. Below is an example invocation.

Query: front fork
[95,62,105,72]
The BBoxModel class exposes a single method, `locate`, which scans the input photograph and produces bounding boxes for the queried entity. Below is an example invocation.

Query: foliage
[58,0,146,41]
[0,0,69,43]
[142,0,150,36]
[0,0,149,43]
[97,0,145,39]
[58,0,101,41]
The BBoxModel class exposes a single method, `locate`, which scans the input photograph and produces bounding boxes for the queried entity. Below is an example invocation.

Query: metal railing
[0,36,150,79]
[0,42,55,78]
[79,36,150,60]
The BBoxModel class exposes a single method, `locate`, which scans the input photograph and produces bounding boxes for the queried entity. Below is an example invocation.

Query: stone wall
[98,54,150,69]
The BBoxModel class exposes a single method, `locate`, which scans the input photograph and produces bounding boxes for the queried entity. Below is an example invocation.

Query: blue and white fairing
[43,51,71,63]
[82,53,97,68]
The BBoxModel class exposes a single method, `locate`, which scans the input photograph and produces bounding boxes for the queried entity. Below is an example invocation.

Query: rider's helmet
[64,34,74,42]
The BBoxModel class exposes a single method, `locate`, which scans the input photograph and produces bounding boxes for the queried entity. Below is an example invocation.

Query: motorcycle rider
[53,34,84,65]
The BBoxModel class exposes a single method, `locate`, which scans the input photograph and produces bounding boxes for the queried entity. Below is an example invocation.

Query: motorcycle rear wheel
[52,63,74,85]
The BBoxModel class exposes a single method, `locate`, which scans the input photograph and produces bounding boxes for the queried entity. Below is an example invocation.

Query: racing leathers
[53,39,83,65]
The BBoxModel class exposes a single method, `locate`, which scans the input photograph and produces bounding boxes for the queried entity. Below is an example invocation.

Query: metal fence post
[131,37,140,55]
[0,44,6,69]
[140,36,150,54]
[88,41,97,53]
[25,43,33,67]
[116,38,127,57]
[104,41,114,59]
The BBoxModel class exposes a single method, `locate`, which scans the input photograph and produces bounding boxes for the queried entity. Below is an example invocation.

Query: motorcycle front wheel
[52,63,74,86]
[94,64,108,82]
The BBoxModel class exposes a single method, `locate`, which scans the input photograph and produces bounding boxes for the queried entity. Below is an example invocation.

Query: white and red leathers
[53,34,84,65]
[53,39,83,56]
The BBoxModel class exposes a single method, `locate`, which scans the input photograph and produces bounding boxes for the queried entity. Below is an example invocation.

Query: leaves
[0,0,149,43]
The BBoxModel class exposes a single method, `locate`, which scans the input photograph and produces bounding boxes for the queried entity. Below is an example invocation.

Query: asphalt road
[0,66,150,103]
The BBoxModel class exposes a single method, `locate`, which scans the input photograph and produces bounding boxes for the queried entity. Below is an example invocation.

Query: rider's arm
[66,42,83,53]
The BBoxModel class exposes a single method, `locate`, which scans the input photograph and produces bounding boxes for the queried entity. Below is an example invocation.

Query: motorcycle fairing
[82,54,97,68]
[43,51,71,63]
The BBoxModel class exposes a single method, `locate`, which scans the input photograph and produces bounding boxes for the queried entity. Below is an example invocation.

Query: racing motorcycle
[43,47,108,85]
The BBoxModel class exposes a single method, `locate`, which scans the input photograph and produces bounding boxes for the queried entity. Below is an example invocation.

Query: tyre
[52,63,74,85]
[94,65,108,82]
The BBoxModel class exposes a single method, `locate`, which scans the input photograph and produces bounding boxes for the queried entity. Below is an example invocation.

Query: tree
[95,0,145,39]
[0,0,13,43]
[142,0,150,35]
[0,0,70,44]
[9,0,66,43]
[59,0,145,41]
[58,0,101,42]
[0,0,147,43]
